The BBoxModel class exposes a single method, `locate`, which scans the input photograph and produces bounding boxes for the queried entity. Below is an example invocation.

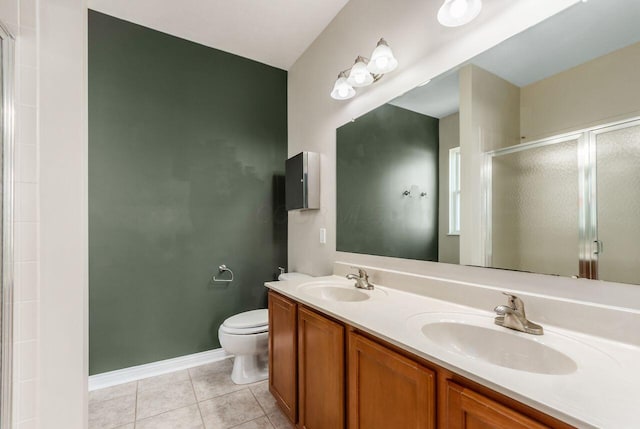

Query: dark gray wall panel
[89,11,287,374]
[337,104,439,261]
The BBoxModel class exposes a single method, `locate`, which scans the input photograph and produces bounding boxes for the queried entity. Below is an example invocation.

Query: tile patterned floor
[89,358,294,429]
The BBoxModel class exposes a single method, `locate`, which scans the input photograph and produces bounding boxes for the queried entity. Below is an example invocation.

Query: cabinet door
[298,306,345,429]
[446,381,548,429]
[268,292,298,424]
[348,332,435,429]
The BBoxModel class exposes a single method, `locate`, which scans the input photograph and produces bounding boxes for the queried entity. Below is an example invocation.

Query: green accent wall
[337,104,439,261]
[88,11,287,374]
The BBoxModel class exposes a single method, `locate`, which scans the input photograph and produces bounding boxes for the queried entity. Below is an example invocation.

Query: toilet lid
[223,309,268,330]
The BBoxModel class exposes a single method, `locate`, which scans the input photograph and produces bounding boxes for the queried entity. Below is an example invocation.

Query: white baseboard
[89,348,231,391]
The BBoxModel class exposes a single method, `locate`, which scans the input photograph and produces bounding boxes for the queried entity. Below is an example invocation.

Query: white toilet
[218,271,311,384]
[219,309,270,384]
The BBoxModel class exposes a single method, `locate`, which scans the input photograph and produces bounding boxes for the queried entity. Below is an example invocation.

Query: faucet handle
[350,266,369,279]
[502,292,526,315]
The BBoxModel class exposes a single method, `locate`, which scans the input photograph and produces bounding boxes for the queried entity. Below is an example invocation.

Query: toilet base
[231,353,268,384]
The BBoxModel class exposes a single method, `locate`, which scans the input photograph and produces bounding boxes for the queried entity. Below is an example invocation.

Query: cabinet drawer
[446,381,549,429]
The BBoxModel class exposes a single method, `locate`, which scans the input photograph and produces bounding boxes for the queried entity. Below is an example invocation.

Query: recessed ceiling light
[437,0,482,27]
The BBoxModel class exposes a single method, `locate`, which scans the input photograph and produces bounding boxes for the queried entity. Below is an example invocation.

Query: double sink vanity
[274,2,640,427]
[265,266,640,429]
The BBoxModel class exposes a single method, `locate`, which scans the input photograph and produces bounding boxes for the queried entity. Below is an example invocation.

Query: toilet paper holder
[213,264,234,283]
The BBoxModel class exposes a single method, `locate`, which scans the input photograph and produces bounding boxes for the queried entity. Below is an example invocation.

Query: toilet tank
[278,272,312,281]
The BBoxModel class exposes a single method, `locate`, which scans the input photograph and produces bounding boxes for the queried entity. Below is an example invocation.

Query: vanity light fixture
[330,38,398,100]
[437,0,482,27]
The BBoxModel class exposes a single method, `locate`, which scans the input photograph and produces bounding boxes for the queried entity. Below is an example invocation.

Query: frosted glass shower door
[490,139,580,277]
[593,121,640,284]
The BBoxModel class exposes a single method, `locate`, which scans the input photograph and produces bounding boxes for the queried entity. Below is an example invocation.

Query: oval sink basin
[403,312,609,376]
[422,322,577,375]
[297,281,387,302]
[304,286,370,302]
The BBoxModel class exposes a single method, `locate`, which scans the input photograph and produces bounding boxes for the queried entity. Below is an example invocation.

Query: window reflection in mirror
[336,0,640,285]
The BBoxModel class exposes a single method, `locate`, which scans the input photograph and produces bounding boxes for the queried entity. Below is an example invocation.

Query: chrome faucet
[346,267,374,290]
[494,293,543,335]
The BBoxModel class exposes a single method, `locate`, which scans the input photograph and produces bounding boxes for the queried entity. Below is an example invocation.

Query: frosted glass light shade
[367,39,398,74]
[347,57,374,87]
[437,0,482,27]
[331,74,356,100]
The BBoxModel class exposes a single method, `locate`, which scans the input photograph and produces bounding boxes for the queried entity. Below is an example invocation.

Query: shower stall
[485,117,640,284]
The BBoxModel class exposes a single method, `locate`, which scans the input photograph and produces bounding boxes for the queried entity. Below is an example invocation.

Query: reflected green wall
[88,11,287,374]
[337,104,439,261]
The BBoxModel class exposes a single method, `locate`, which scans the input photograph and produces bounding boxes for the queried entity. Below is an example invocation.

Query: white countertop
[265,275,640,429]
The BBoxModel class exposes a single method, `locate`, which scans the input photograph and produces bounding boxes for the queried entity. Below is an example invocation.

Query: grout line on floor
[229,415,274,429]
[188,365,207,428]
[248,383,268,417]
[133,381,139,428]
[266,412,288,429]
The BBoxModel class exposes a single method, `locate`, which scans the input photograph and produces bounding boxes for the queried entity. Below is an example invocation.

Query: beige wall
[521,41,640,142]
[39,0,89,428]
[438,113,460,265]
[288,0,578,276]
[0,0,89,427]
[1,0,88,428]
[0,0,39,428]
[459,64,520,266]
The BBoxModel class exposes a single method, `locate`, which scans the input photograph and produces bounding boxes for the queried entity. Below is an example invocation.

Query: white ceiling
[472,0,640,87]
[391,0,640,118]
[88,0,350,70]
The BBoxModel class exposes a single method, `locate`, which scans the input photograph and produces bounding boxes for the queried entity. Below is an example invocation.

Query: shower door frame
[0,20,15,429]
[482,115,640,280]
[586,117,640,281]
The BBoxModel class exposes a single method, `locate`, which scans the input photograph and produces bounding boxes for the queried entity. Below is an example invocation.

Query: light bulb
[367,39,398,75]
[347,57,374,87]
[330,73,355,100]
[449,0,468,18]
[375,56,389,70]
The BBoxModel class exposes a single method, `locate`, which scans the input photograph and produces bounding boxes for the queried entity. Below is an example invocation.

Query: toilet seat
[222,309,268,335]
[221,324,268,335]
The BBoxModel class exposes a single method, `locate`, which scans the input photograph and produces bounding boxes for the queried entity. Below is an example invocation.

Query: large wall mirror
[337,0,640,285]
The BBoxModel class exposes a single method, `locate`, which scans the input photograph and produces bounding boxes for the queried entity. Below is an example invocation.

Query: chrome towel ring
[213,264,234,283]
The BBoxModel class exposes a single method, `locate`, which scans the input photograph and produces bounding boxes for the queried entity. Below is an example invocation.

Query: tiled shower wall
[0,0,39,427]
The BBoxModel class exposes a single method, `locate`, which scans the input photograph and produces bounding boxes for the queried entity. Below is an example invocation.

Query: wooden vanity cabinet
[268,290,573,429]
[268,291,298,423]
[268,291,346,428]
[445,381,548,429]
[348,332,436,429]
[298,306,345,429]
